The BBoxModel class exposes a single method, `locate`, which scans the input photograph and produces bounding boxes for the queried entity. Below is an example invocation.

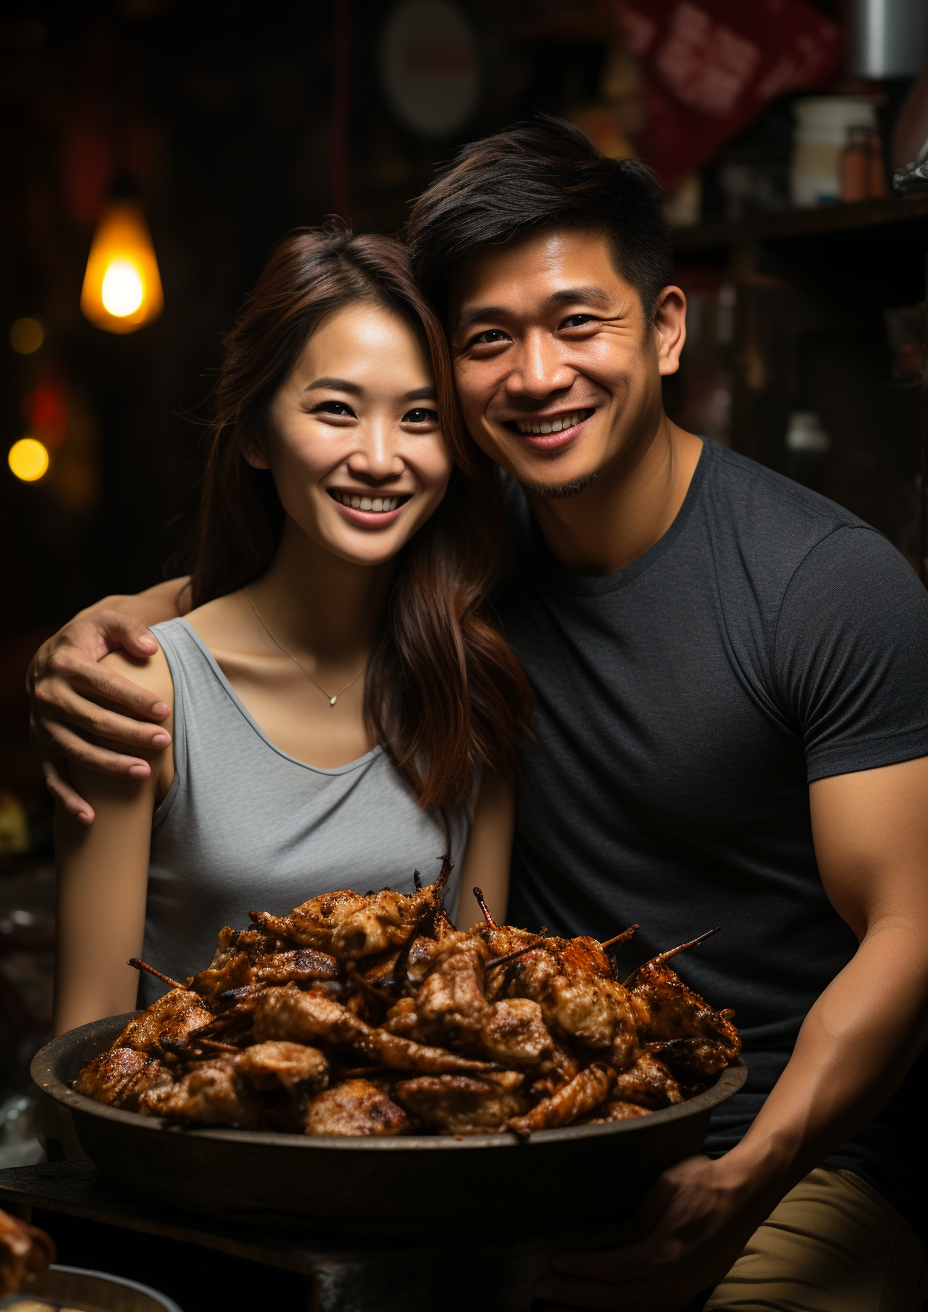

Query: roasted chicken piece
[140,1055,265,1128]
[625,932,740,1080]
[393,1071,528,1135]
[479,999,553,1070]
[509,1062,616,1137]
[253,985,495,1074]
[234,1041,329,1095]
[73,1048,172,1111]
[250,859,452,959]
[384,937,491,1047]
[114,988,213,1053]
[304,1079,409,1136]
[588,1100,652,1123]
[611,1051,683,1109]
[0,1211,55,1299]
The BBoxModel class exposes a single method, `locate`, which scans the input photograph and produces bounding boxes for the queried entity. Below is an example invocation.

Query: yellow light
[8,437,49,482]
[80,201,163,334]
[101,261,144,316]
[9,317,44,354]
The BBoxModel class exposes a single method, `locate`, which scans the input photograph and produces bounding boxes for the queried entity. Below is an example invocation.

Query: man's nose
[506,330,573,398]
[348,419,405,481]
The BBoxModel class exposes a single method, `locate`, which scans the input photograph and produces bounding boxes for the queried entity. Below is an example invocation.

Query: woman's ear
[243,442,270,470]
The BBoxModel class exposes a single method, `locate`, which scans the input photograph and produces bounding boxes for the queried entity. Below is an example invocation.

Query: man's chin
[518,471,599,500]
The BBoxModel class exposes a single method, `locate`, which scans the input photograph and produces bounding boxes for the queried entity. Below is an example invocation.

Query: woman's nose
[348,420,405,480]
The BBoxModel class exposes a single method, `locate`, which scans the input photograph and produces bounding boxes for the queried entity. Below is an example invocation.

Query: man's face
[448,228,683,494]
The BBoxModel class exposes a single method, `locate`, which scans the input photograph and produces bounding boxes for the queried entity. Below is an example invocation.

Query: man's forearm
[723,917,928,1199]
[76,577,191,628]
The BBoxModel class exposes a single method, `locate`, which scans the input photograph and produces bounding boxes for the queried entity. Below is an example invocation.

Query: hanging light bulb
[80,200,163,334]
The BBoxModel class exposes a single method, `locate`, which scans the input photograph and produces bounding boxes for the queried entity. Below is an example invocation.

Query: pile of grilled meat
[74,859,741,1138]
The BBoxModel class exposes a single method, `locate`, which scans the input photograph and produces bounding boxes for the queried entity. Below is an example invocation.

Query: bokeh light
[9,317,44,354]
[8,437,50,482]
[101,261,144,317]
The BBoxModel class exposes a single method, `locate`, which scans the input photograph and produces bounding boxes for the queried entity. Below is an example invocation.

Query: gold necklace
[245,588,365,708]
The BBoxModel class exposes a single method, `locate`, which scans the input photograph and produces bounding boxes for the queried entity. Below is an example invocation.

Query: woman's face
[255,302,453,568]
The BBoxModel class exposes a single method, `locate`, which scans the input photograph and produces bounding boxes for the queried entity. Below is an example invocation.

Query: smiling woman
[50,225,532,1103]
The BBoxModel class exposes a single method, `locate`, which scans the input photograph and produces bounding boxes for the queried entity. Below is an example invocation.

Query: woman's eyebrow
[404,385,437,401]
[305,376,362,393]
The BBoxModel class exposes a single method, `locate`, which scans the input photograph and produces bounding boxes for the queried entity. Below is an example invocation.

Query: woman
[54,225,531,1043]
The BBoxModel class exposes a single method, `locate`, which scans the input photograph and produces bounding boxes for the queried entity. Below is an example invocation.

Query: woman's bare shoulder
[182,592,249,650]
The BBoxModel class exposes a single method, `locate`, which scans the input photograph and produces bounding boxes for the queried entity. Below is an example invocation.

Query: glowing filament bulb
[81,201,163,334]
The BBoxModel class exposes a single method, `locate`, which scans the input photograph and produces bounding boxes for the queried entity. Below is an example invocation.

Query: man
[29,119,928,1310]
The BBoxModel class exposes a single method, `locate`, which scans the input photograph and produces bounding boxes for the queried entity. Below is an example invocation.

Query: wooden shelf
[672,192,928,254]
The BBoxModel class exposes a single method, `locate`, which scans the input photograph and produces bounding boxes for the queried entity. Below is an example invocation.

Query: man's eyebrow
[543,285,613,309]
[453,285,615,335]
[304,376,362,394]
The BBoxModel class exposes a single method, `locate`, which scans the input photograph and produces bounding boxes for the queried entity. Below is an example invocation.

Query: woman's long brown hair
[189,223,532,810]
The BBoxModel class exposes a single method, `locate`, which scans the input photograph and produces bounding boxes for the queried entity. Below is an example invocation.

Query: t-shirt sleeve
[772,525,928,782]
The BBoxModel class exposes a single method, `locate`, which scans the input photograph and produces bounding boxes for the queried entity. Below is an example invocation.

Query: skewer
[197,1038,241,1054]
[346,962,393,1008]
[473,886,499,930]
[655,927,720,962]
[434,854,453,893]
[485,942,543,971]
[128,958,185,991]
[601,925,638,950]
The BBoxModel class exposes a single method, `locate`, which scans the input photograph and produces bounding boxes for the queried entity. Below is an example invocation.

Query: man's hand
[28,610,171,825]
[535,1154,775,1311]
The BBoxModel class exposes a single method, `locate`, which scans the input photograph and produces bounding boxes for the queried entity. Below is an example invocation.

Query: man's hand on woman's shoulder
[27,579,189,824]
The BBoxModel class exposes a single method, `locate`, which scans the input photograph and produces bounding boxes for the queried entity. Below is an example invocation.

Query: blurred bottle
[841,126,871,201]
[792,97,878,206]
[786,411,831,492]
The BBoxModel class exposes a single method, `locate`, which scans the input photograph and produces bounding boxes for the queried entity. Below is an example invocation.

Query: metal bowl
[0,1263,182,1312]
[33,1014,746,1237]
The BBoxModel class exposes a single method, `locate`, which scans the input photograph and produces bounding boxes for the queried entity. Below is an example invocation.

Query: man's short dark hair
[406,115,673,323]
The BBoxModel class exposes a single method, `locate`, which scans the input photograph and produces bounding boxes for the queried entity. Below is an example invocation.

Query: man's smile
[499,407,596,451]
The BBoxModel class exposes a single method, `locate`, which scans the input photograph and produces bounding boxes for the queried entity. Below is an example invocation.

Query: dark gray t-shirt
[497,437,928,1227]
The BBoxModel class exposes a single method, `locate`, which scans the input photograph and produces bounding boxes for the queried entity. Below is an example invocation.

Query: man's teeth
[515,410,588,436]
[334,493,403,512]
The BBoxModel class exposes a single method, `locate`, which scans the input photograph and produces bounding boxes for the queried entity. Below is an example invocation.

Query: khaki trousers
[704,1168,927,1311]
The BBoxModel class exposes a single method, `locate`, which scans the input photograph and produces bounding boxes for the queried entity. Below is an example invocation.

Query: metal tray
[0,1263,182,1312]
[33,1014,746,1237]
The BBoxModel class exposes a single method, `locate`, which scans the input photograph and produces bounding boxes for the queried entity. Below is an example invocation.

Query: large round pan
[33,1014,746,1237]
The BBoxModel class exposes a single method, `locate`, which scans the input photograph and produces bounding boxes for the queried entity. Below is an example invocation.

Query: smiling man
[402,119,928,1310]
[26,119,928,1310]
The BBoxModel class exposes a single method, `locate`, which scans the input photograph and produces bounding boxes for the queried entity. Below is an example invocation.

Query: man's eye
[403,408,438,424]
[313,400,355,416]
[470,329,510,346]
[561,314,595,328]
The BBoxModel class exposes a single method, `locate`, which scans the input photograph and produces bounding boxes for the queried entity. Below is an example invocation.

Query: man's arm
[28,577,190,824]
[536,755,928,1312]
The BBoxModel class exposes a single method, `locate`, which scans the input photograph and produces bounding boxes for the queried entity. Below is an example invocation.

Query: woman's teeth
[333,492,403,513]
[515,410,589,436]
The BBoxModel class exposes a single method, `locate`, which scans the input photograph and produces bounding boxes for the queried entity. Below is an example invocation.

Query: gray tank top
[139,618,470,1004]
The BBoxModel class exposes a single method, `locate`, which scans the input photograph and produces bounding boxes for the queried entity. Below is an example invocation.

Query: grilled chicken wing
[509,1062,616,1137]
[393,1071,528,1135]
[114,989,213,1053]
[610,1051,683,1109]
[73,1048,172,1110]
[304,1079,409,1136]
[0,1210,55,1298]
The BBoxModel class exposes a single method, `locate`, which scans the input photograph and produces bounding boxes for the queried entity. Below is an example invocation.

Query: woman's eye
[313,400,355,417]
[402,408,439,425]
[561,314,595,329]
[470,329,510,347]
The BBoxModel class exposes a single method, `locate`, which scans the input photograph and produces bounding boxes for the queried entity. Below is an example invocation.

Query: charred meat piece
[139,1056,264,1128]
[610,1051,683,1109]
[250,859,452,959]
[73,1048,172,1111]
[0,1209,55,1298]
[253,985,495,1074]
[304,1079,409,1136]
[234,1041,329,1095]
[625,934,740,1077]
[114,989,213,1053]
[393,1071,529,1135]
[401,939,491,1047]
[189,950,254,999]
[509,1062,616,1138]
[479,999,553,1070]
[253,947,338,985]
[587,1100,653,1124]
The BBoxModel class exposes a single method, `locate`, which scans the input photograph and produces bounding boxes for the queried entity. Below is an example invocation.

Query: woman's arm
[456,770,514,930]
[53,645,176,1035]
[28,577,189,823]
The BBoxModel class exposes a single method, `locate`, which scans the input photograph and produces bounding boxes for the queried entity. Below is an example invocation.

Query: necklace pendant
[329,696,337,707]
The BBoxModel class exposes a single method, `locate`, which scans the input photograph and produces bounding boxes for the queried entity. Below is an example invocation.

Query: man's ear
[653,286,687,378]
